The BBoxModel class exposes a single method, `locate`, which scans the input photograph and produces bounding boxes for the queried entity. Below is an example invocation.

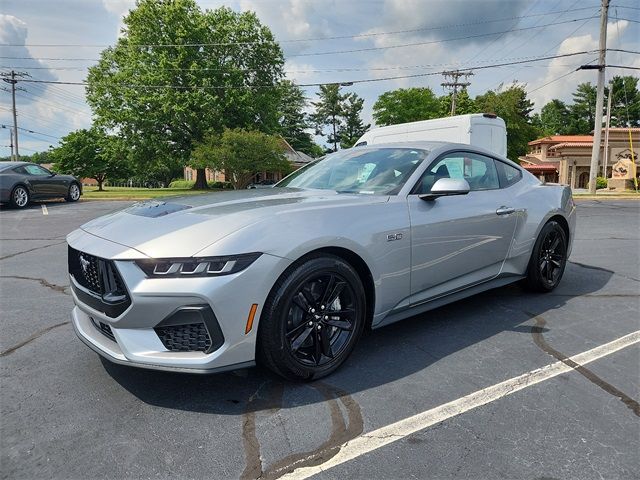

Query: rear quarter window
[496,161,522,188]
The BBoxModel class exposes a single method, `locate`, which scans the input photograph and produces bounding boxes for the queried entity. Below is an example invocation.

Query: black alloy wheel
[258,254,366,381]
[525,220,568,292]
[285,272,356,367]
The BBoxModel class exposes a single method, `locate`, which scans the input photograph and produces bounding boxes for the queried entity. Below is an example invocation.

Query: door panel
[407,150,517,305]
[23,164,64,197]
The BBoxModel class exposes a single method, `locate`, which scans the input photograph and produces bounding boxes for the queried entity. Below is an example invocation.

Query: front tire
[257,254,366,381]
[10,185,29,209]
[65,183,81,202]
[524,220,568,292]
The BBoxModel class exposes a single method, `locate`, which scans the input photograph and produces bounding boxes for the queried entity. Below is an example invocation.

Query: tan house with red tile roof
[519,128,639,189]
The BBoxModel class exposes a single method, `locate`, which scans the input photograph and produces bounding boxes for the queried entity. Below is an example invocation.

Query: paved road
[1,199,638,479]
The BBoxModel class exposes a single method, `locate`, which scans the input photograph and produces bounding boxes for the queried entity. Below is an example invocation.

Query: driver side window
[415,152,499,194]
[24,164,51,176]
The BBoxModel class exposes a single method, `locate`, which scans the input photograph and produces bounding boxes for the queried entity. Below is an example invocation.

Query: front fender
[197,199,412,319]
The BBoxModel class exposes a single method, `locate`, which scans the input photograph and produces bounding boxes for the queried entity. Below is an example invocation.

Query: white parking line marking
[41,205,48,215]
[283,330,640,479]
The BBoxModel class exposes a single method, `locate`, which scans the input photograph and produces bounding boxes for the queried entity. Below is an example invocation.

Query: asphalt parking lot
[1,198,639,480]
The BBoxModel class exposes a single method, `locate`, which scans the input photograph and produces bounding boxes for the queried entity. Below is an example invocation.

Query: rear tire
[10,185,29,209]
[524,220,568,292]
[257,254,366,381]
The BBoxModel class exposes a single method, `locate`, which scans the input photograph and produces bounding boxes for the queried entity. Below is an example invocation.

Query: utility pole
[1,70,28,161]
[603,84,613,179]
[9,127,14,161]
[586,0,610,194]
[441,70,474,116]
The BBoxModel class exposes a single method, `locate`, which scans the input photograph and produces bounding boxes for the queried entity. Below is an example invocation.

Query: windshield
[276,147,428,194]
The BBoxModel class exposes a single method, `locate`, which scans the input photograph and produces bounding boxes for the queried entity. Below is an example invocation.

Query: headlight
[135,253,262,278]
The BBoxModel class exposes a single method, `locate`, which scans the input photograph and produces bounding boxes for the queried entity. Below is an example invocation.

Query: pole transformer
[441,70,474,116]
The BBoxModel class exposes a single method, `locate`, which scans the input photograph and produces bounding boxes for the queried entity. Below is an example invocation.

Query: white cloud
[101,0,135,18]
[530,20,630,109]
[100,0,135,35]
[0,14,27,44]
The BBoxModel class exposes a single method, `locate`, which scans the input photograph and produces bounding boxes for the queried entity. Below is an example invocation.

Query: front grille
[68,246,131,318]
[92,318,116,342]
[155,323,212,353]
[71,250,101,293]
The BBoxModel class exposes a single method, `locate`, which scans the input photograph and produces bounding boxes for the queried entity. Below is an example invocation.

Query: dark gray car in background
[0,162,82,208]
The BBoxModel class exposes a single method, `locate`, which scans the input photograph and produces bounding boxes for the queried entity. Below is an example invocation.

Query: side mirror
[419,178,470,201]
[49,172,57,177]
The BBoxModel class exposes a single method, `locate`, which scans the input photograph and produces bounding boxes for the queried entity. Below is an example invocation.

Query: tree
[50,129,130,191]
[607,76,640,128]
[373,87,440,126]
[569,83,598,134]
[277,80,316,155]
[439,89,477,117]
[191,128,290,189]
[475,84,538,162]
[86,0,285,189]
[310,84,346,152]
[537,99,571,136]
[339,93,370,149]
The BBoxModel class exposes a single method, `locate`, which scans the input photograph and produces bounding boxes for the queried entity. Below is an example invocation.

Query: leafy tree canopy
[372,87,440,126]
[50,128,131,191]
[310,84,347,152]
[607,76,640,128]
[475,84,538,162]
[191,128,290,189]
[535,99,571,136]
[569,82,598,134]
[438,89,477,117]
[339,93,370,149]
[277,80,317,156]
[86,0,285,188]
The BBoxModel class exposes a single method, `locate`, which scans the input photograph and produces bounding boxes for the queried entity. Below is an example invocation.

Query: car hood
[79,188,389,258]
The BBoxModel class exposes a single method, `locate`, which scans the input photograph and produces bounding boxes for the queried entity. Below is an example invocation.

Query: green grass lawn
[82,186,219,200]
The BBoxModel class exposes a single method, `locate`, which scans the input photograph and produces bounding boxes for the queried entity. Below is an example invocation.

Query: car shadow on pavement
[101,260,614,417]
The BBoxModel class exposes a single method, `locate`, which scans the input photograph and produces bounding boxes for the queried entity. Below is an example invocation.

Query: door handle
[496,206,516,215]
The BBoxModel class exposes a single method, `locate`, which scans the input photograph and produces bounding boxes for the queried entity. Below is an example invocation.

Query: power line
[0,7,607,49]
[0,124,60,140]
[607,65,640,70]
[9,50,605,90]
[3,49,636,76]
[441,70,474,115]
[0,17,599,63]
[611,4,640,10]
[490,1,595,91]
[15,89,91,117]
[288,17,600,57]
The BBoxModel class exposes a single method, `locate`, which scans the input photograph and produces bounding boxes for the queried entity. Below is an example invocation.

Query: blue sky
[1,0,638,156]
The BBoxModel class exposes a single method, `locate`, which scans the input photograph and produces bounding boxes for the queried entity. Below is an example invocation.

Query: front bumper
[68,230,292,373]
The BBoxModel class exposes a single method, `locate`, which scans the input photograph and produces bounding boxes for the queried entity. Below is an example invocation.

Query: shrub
[596,177,608,190]
[209,181,233,189]
[168,180,194,188]
[168,179,234,189]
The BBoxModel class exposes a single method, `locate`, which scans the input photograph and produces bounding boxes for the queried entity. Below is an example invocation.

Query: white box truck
[354,113,507,158]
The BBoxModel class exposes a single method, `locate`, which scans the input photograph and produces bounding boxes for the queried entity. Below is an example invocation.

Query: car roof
[351,141,518,167]
[0,161,31,171]
[354,141,448,151]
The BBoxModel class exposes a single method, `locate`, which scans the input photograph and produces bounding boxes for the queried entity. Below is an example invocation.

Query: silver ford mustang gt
[67,142,575,380]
